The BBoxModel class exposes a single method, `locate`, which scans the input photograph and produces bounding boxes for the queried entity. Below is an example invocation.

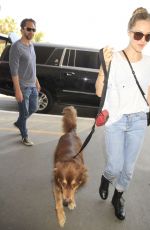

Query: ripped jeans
[16,87,38,139]
[103,112,147,191]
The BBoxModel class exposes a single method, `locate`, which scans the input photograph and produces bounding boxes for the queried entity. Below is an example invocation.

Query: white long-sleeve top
[103,51,150,126]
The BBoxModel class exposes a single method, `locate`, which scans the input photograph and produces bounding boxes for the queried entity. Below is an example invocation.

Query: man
[9,18,41,146]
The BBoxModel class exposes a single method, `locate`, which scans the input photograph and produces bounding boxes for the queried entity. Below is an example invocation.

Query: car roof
[0,33,10,43]
[34,42,99,52]
[0,32,19,44]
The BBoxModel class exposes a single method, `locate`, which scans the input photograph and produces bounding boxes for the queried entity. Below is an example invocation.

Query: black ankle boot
[99,175,110,200]
[112,189,125,220]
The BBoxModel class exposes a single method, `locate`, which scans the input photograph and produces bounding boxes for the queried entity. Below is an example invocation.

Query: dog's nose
[63,200,69,206]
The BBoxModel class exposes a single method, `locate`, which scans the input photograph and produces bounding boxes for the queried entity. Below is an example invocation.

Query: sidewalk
[0,110,150,230]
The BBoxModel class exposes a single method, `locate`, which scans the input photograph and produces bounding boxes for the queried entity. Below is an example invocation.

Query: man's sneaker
[22,138,34,146]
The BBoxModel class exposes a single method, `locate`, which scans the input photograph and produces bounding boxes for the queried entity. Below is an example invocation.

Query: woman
[95,7,150,220]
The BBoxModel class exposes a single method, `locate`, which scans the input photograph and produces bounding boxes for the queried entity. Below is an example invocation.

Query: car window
[63,49,70,66]
[63,49,100,69]
[46,48,64,66]
[34,46,55,64]
[63,49,75,66]
[75,50,100,69]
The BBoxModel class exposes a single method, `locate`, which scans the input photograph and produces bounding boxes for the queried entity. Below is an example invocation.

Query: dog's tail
[62,106,77,133]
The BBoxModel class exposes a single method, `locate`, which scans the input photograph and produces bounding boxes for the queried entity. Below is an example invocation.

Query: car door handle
[65,72,75,77]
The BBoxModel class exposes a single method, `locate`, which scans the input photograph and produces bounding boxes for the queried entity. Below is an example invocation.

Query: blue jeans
[103,112,147,191]
[16,87,38,139]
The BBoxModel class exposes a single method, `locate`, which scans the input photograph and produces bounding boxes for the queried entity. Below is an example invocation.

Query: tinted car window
[75,50,99,69]
[46,48,64,66]
[63,49,100,69]
[34,46,55,64]
[63,49,70,66]
[63,49,75,66]
[69,50,75,66]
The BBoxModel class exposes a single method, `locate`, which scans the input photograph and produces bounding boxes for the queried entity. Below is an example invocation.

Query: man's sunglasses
[25,27,36,32]
[131,31,150,42]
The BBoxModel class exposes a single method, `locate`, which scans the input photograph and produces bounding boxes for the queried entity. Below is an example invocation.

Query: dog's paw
[68,201,76,210]
[57,211,66,227]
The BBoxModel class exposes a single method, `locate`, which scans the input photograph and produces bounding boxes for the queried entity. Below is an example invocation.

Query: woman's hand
[103,46,113,65]
[95,46,113,97]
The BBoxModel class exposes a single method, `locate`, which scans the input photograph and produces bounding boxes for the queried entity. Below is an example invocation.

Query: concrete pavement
[0,110,150,230]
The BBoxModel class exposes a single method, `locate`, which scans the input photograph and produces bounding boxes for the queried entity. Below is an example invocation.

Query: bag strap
[122,50,149,106]
[73,48,111,158]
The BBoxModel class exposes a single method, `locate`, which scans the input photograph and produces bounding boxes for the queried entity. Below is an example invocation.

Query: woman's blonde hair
[128,7,150,30]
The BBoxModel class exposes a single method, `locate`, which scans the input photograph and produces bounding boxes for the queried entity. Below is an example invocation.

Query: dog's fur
[53,106,87,227]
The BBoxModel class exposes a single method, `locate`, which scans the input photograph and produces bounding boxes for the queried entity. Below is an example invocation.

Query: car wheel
[37,89,53,113]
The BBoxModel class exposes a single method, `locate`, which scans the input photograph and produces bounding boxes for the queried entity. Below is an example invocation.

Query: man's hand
[15,88,23,102]
[36,78,41,92]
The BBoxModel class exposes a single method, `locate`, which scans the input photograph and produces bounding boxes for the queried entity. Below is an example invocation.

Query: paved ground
[0,109,150,230]
[0,94,97,118]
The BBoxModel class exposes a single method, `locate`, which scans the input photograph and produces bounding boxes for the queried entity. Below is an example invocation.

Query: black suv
[0,33,100,113]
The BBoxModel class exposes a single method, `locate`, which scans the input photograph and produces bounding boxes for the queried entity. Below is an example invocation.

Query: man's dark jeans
[16,87,38,138]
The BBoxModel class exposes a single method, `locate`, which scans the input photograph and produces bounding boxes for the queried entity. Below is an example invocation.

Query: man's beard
[25,34,33,41]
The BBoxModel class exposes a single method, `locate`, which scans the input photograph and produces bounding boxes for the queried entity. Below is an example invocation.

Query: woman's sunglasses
[131,31,150,42]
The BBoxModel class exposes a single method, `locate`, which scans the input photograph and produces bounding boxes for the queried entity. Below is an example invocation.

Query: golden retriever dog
[53,106,87,227]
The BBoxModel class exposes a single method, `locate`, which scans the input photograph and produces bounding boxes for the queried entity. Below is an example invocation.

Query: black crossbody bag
[122,50,150,126]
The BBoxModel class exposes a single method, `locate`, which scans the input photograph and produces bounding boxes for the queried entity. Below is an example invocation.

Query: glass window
[46,48,63,66]
[63,49,75,66]
[62,49,70,66]
[34,46,55,64]
[75,50,100,69]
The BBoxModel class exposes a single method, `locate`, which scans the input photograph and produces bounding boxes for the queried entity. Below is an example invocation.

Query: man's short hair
[20,18,36,29]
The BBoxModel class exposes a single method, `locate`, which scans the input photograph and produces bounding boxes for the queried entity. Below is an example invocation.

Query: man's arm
[9,43,23,101]
[12,75,23,102]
